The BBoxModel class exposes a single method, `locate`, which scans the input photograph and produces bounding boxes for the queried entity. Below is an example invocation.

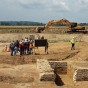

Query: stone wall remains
[49,61,67,74]
[37,59,56,81]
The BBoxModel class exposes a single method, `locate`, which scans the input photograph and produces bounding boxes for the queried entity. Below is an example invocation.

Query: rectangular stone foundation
[68,62,88,81]
[49,61,67,74]
[73,69,88,81]
[40,72,56,81]
[37,59,56,81]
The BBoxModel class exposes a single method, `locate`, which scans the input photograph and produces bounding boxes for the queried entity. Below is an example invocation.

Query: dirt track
[0,33,88,88]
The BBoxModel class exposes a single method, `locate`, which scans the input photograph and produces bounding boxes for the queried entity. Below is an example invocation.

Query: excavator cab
[71,23,77,28]
[71,22,85,32]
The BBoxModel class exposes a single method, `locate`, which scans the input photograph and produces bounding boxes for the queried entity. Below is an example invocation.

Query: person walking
[70,37,76,50]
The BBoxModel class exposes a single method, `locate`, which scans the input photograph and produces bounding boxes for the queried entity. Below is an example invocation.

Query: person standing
[70,37,76,50]
[45,41,48,54]
[29,42,33,54]
[19,41,24,55]
[14,40,19,52]
[25,39,29,55]
[9,41,15,56]
[41,36,44,39]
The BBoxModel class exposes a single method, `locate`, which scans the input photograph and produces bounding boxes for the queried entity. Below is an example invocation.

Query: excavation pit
[68,62,88,81]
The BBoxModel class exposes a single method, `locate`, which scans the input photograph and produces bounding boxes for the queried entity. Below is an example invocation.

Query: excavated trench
[0,50,79,65]
[54,72,64,86]
[0,75,34,84]
[63,51,79,60]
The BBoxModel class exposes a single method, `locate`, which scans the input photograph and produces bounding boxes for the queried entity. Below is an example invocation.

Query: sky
[0,0,88,23]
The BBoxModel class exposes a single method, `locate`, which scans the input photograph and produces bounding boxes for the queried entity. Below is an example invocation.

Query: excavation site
[0,32,88,88]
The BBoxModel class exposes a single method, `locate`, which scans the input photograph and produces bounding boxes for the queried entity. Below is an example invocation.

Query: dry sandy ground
[0,33,88,88]
[0,63,88,88]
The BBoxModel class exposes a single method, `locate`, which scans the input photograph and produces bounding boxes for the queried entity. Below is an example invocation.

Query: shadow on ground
[54,72,64,86]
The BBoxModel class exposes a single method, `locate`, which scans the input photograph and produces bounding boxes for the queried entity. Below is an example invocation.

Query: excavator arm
[45,19,71,29]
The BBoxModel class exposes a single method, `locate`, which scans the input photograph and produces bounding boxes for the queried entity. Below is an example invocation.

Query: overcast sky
[0,0,88,23]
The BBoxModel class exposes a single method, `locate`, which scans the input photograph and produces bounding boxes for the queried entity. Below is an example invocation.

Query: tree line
[0,21,88,26]
[0,21,45,26]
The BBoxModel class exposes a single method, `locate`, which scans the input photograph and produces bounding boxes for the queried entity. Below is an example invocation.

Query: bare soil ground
[0,33,88,88]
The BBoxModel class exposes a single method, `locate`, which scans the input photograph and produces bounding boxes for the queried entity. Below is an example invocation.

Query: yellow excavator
[36,19,85,33]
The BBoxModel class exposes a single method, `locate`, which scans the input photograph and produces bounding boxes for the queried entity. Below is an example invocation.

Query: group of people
[9,35,75,56]
[9,37,33,56]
